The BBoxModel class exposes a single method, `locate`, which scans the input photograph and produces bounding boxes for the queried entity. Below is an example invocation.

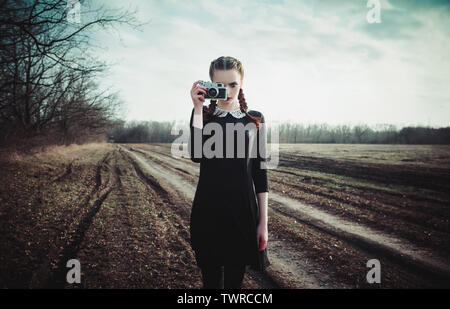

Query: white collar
[213,105,246,118]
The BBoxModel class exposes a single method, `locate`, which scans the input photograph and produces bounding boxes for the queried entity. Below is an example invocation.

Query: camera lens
[208,88,218,97]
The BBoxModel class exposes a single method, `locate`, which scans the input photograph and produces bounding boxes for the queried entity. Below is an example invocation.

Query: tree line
[0,0,141,151]
[109,121,450,144]
[273,123,450,144]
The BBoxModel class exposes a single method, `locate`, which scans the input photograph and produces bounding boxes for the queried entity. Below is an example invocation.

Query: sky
[89,0,450,127]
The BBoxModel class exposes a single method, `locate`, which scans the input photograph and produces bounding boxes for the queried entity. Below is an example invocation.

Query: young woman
[188,56,270,289]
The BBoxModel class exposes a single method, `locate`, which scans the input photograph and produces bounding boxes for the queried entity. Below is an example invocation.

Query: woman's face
[212,69,242,108]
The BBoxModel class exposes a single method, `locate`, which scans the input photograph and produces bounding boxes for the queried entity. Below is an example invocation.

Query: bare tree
[353,124,371,143]
[0,0,145,148]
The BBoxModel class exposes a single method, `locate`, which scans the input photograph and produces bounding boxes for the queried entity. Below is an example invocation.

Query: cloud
[90,0,450,127]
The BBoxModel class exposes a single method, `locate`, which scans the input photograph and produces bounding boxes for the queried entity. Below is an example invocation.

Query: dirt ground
[0,142,449,288]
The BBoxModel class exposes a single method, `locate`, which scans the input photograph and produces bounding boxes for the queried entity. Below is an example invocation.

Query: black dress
[188,106,270,272]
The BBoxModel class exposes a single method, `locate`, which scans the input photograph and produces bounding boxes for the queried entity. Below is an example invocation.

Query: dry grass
[1,142,112,163]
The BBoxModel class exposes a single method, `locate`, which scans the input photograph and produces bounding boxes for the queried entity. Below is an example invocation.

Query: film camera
[198,81,227,100]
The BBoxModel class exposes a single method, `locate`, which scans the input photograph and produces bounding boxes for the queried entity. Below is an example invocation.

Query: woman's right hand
[190,80,207,110]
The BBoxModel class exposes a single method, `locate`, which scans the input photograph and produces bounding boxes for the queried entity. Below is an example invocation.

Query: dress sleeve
[252,113,269,193]
[188,107,204,163]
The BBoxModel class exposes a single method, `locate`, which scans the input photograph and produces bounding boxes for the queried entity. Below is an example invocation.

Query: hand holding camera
[190,80,228,110]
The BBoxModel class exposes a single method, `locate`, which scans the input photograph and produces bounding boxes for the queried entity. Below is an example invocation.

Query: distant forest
[110,121,450,144]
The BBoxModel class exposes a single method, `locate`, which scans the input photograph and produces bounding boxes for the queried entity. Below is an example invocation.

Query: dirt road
[1,142,449,288]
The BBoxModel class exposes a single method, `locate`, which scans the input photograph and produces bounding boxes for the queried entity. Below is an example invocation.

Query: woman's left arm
[256,192,268,251]
[252,112,269,251]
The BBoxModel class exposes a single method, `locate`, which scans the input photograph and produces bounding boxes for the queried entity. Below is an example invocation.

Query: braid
[238,88,248,113]
[238,88,261,130]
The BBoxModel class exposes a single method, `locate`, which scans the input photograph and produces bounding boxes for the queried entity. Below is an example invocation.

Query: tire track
[269,174,450,236]
[124,144,450,288]
[272,168,449,214]
[134,145,199,176]
[125,145,326,288]
[280,154,450,194]
[118,147,206,287]
[122,149,169,197]
[269,193,450,287]
[35,152,118,288]
[130,146,199,179]
[50,161,74,183]
[267,238,350,288]
[120,145,335,288]
[121,146,195,200]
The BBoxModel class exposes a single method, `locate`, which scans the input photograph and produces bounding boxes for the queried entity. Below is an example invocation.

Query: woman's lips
[226,97,232,101]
